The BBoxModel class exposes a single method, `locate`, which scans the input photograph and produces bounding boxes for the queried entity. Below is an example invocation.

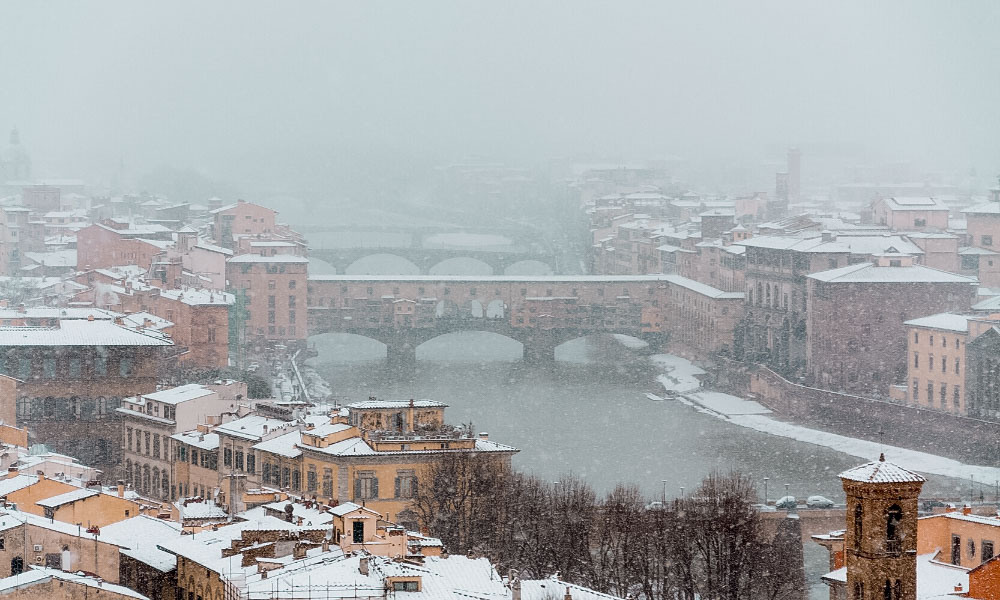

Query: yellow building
[252,400,517,527]
[0,472,152,528]
[903,313,1000,414]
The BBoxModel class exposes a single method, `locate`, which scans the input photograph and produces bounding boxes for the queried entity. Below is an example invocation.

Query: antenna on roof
[878,424,886,457]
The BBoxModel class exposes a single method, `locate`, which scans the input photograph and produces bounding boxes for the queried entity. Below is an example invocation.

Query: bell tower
[840,454,924,600]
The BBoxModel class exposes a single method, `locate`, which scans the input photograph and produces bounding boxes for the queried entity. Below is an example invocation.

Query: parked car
[806,495,835,508]
[775,495,797,509]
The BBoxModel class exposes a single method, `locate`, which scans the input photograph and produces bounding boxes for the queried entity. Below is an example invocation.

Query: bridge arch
[503,259,554,276]
[344,254,421,275]
[428,257,494,276]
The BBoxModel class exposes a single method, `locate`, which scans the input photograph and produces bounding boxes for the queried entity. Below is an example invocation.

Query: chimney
[117,480,125,498]
[359,556,369,575]
[292,543,307,560]
[564,587,573,600]
[946,504,958,513]
[963,504,973,516]
[821,230,835,243]
[478,432,489,441]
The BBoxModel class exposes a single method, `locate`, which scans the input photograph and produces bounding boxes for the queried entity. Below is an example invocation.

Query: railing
[883,538,902,555]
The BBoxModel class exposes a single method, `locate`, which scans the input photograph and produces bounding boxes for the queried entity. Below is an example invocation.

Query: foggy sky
[2,1,999,188]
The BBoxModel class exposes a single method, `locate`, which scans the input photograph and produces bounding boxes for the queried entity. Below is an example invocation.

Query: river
[304,330,978,599]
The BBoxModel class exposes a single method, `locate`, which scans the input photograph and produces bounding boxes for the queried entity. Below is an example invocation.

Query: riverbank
[650,353,1000,487]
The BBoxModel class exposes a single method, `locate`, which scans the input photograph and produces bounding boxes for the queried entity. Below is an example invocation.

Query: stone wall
[749,368,1000,465]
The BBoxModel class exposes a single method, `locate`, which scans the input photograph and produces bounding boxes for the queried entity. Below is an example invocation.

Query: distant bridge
[308,247,558,277]
[305,225,561,275]
[306,275,673,366]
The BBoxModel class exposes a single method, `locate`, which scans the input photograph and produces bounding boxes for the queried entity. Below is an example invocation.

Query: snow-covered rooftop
[347,399,447,410]
[839,454,926,484]
[228,254,308,264]
[0,319,173,346]
[808,262,977,284]
[171,430,220,451]
[35,488,99,508]
[144,383,215,405]
[904,313,973,333]
[0,567,149,599]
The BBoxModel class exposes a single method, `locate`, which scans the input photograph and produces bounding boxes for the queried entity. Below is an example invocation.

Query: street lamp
[662,480,667,504]
[680,486,685,498]
[784,483,790,502]
[763,477,769,505]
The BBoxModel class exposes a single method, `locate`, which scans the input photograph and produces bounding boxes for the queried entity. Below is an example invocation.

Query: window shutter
[354,478,362,499]
[411,478,418,498]
[371,478,378,499]
[394,477,400,499]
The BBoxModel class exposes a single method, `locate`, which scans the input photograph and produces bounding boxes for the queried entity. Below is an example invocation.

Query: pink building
[871,197,949,231]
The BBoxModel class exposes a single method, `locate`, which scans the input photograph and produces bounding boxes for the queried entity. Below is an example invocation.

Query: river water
[305,330,974,599]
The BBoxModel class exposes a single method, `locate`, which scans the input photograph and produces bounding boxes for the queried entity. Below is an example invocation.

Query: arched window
[16,396,29,420]
[854,503,863,549]
[152,468,160,496]
[142,465,151,492]
[10,557,23,575]
[161,472,169,499]
[884,580,892,600]
[886,504,902,540]
[853,582,864,600]
[893,579,902,600]
[124,460,132,483]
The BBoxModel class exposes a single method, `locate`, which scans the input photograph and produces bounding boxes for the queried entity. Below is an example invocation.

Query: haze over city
[3,0,1000,195]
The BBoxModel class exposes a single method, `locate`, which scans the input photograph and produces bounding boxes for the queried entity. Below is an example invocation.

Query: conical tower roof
[839,453,925,484]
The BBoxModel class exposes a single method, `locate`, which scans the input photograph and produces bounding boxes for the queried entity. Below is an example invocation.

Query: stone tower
[839,454,925,600]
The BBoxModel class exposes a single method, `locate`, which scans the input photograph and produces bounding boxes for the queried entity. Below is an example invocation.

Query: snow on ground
[612,334,649,349]
[651,353,1000,483]
[651,353,705,393]
[689,391,771,415]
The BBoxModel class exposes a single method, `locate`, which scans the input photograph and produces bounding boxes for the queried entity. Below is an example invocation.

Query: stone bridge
[306,275,674,366]
[309,247,558,276]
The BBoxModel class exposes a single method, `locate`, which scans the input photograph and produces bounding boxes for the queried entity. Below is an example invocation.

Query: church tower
[839,454,925,600]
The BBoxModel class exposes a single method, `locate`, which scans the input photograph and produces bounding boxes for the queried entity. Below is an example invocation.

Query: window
[952,535,962,565]
[954,386,961,408]
[119,357,133,377]
[355,472,378,499]
[983,540,995,562]
[914,353,919,368]
[126,427,132,450]
[224,447,232,467]
[268,280,276,290]
[942,337,947,348]
[927,383,934,403]
[983,234,993,247]
[246,453,255,474]
[393,581,419,592]
[929,355,934,371]
[322,468,333,497]
[930,335,934,345]
[854,504,863,549]
[144,432,151,455]
[914,332,919,343]
[268,295,276,308]
[395,470,418,498]
[956,358,961,374]
[289,279,296,289]
[353,520,364,544]
[69,358,81,378]
[940,383,947,407]
[912,379,919,401]
[307,467,317,492]
[285,467,293,489]
[942,356,947,373]
[153,434,160,459]
[289,295,296,308]
[235,450,244,471]
[886,504,902,547]
[969,538,977,559]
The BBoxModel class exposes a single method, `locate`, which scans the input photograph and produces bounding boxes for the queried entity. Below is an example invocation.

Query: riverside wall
[748,368,1000,466]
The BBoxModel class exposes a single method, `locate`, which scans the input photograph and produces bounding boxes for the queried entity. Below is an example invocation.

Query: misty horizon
[3,1,1000,198]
